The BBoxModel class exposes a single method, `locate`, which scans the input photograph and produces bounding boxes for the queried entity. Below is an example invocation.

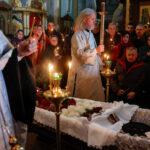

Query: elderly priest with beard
[0,31,37,150]
[68,8,105,101]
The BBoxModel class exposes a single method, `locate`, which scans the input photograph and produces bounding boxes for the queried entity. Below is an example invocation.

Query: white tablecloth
[34,98,139,149]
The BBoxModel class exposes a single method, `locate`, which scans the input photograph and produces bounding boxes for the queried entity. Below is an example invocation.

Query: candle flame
[104,53,107,58]
[68,62,72,68]
[106,55,109,60]
[48,64,53,72]
[104,54,110,61]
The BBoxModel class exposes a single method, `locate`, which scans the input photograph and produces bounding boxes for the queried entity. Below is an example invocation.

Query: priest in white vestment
[0,31,37,150]
[68,8,105,101]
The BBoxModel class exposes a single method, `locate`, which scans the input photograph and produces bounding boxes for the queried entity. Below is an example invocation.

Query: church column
[24,11,30,36]
[53,0,61,29]
[125,0,130,29]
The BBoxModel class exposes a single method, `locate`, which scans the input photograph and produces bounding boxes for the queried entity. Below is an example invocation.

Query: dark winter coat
[110,58,148,107]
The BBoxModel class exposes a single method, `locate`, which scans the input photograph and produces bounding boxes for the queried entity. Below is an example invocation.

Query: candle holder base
[43,89,69,150]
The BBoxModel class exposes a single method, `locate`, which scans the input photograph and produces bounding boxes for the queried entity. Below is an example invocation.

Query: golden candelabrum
[43,73,69,150]
[101,60,116,103]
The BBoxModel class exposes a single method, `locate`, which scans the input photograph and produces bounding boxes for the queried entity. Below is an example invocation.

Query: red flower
[48,103,56,111]
[38,96,44,102]
[69,99,76,105]
[84,113,89,118]
[41,99,50,107]
[93,107,102,113]
[60,104,68,109]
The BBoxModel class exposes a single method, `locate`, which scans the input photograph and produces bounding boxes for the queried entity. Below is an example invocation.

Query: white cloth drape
[0,71,15,150]
[0,31,15,150]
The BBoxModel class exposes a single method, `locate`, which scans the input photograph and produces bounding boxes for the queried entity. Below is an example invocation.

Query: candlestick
[48,64,53,91]
[66,62,72,91]
[43,73,69,150]
[101,58,115,102]
[29,17,35,40]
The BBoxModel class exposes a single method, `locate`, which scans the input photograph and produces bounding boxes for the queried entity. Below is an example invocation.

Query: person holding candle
[0,30,37,149]
[37,35,67,89]
[29,24,47,67]
[45,22,63,46]
[111,31,133,68]
[104,22,121,60]
[68,8,105,102]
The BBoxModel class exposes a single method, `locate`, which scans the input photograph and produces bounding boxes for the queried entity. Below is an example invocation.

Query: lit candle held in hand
[66,62,72,91]
[48,64,53,91]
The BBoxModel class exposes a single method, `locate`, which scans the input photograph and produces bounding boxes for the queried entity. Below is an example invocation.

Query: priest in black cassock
[0,30,37,149]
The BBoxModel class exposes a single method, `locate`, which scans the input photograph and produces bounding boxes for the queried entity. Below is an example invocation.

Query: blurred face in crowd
[50,36,58,46]
[126,25,134,33]
[33,26,37,35]
[17,31,24,40]
[126,49,138,63]
[84,13,96,30]
[147,36,150,47]
[136,25,145,38]
[122,34,129,44]
[48,22,55,32]
[37,26,43,39]
[108,24,116,37]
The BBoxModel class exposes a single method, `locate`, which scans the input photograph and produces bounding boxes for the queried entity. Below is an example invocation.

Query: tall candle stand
[101,61,116,102]
[43,73,69,150]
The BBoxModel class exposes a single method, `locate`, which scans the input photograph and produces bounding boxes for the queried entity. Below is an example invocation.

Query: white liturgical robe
[68,30,105,101]
[0,31,15,150]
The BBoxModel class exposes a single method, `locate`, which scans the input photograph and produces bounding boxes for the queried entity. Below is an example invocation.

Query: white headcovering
[75,8,96,31]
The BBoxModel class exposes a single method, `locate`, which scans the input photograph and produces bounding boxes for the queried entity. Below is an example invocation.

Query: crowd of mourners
[4,21,150,109]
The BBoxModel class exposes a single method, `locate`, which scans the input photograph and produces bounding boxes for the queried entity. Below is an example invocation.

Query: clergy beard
[86,25,95,31]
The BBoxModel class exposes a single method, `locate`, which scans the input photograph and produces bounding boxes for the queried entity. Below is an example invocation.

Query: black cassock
[3,49,36,124]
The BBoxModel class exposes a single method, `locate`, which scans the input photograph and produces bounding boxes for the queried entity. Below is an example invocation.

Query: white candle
[66,62,72,90]
[48,64,53,91]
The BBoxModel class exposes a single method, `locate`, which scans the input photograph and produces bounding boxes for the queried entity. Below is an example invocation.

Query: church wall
[60,0,69,17]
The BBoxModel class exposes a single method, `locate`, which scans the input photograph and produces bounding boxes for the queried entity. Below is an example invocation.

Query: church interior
[0,0,150,150]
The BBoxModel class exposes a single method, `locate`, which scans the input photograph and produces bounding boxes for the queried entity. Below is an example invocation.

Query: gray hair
[108,22,116,29]
[75,8,96,31]
[136,24,145,29]
[126,47,137,52]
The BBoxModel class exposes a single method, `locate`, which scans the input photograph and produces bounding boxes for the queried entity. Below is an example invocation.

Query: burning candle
[104,54,110,61]
[110,38,113,42]
[66,62,72,90]
[106,55,110,61]
[48,64,53,91]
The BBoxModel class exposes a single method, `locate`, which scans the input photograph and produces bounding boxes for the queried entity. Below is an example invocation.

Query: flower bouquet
[36,88,103,120]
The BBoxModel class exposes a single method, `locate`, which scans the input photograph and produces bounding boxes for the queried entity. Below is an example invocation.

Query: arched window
[0,15,5,33]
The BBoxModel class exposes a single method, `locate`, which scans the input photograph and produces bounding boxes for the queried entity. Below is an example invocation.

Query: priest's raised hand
[17,38,37,57]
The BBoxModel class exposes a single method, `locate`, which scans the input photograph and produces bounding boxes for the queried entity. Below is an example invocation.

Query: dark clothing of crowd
[110,58,149,108]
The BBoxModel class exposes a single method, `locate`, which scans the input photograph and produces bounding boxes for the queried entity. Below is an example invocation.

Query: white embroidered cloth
[34,98,139,148]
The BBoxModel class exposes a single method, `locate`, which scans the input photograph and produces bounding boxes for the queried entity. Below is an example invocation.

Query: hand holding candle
[48,64,53,91]
[29,17,36,40]
[66,62,72,91]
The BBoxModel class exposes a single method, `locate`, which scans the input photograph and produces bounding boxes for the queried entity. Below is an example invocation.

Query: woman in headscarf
[12,29,24,47]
